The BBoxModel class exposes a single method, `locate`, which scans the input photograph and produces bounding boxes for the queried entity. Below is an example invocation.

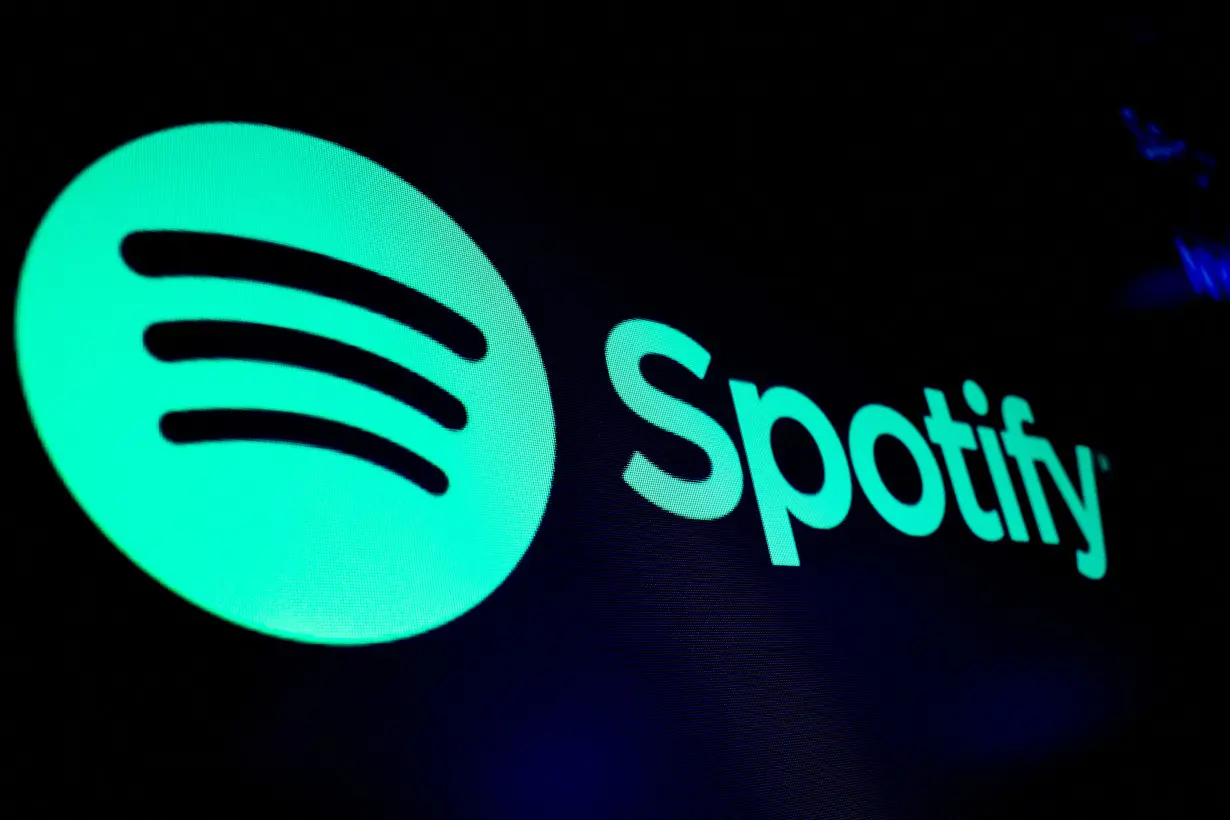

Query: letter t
[923,387,1003,541]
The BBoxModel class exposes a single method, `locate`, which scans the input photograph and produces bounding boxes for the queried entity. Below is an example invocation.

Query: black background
[7,6,1228,818]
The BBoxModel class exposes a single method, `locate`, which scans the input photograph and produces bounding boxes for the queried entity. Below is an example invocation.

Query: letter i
[964,380,1029,542]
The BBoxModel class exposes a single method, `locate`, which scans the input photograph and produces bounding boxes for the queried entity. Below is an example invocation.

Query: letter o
[849,404,946,536]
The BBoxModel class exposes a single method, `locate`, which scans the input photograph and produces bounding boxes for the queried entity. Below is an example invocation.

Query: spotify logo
[15,122,556,644]
[16,122,1109,646]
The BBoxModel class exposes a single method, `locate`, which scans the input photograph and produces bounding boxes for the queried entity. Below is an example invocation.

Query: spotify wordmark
[15,123,556,644]
[606,319,1107,581]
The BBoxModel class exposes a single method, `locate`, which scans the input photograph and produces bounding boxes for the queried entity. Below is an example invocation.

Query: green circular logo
[15,122,556,645]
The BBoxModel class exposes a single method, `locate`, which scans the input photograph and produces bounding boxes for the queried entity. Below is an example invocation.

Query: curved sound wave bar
[160,409,449,495]
[145,320,467,431]
[122,230,488,362]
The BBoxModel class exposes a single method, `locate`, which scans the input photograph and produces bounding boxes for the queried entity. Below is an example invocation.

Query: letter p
[729,381,853,566]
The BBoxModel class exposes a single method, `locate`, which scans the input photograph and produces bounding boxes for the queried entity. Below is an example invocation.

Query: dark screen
[8,8,1228,819]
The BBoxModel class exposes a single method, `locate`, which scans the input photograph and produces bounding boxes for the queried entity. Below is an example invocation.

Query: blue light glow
[1114,268,1199,310]
[932,657,1117,769]
[1121,108,1217,188]
[1122,107,1188,161]
[1176,236,1230,300]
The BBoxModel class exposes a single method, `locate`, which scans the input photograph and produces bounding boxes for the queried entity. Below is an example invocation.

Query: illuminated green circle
[15,122,556,645]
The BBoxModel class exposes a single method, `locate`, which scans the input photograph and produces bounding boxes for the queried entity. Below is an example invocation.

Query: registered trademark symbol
[1097,453,1112,472]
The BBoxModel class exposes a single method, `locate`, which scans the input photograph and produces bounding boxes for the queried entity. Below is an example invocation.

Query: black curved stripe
[122,231,488,362]
[161,409,448,495]
[145,321,466,431]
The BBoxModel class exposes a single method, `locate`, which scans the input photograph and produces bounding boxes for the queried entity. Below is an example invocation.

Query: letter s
[605,318,744,519]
